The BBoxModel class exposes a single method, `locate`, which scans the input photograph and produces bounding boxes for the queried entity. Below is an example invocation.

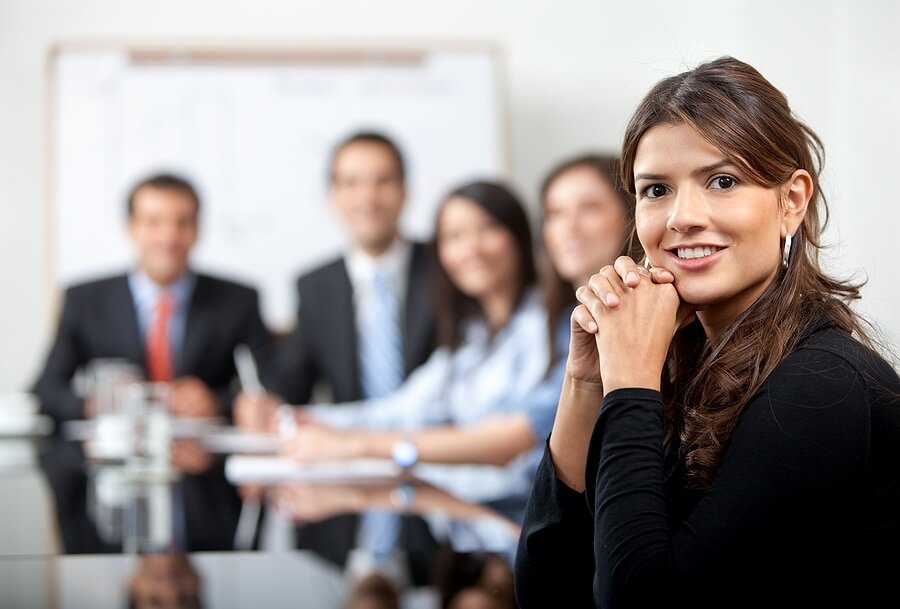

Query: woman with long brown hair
[515,56,900,607]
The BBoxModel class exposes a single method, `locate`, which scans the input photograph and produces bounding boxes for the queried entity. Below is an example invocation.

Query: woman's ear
[781,169,813,237]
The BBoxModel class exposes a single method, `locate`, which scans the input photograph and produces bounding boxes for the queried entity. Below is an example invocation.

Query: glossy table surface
[0,430,525,609]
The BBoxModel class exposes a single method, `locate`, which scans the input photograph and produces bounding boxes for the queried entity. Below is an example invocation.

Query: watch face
[392,441,418,468]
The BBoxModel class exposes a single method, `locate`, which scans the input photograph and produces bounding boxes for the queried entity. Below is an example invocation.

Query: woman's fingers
[571,303,599,334]
[615,256,644,287]
[582,260,677,318]
[614,255,676,286]
[649,267,675,284]
[587,261,672,311]
[587,266,627,307]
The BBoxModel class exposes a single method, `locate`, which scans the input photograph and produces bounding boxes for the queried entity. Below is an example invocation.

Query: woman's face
[633,123,796,327]
[543,166,628,286]
[437,196,521,301]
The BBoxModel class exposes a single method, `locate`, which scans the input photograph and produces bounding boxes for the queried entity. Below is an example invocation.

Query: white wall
[1,0,898,392]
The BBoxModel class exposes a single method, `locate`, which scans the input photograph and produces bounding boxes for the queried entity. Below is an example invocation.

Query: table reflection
[11,382,530,607]
[127,554,201,609]
[26,432,526,608]
[39,438,242,554]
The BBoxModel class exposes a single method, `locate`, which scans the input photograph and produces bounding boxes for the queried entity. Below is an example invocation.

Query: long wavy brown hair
[620,56,880,489]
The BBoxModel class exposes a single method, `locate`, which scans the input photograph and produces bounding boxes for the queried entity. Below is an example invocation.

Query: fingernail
[588,321,598,333]
[605,293,618,306]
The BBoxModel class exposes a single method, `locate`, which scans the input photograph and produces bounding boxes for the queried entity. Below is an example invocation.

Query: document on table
[225,456,402,484]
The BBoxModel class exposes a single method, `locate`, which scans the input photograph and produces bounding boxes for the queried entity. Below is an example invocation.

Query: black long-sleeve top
[515,322,900,608]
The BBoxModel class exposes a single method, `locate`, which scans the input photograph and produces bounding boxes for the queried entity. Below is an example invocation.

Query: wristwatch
[391,439,418,469]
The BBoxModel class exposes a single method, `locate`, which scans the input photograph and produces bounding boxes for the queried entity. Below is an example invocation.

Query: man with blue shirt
[34,174,272,422]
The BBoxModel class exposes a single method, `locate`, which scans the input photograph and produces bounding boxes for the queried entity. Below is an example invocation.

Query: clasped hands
[568,256,695,395]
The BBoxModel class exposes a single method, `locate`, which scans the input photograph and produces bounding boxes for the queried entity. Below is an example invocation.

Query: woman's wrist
[600,372,661,395]
[563,371,604,396]
[599,364,663,395]
[356,431,405,461]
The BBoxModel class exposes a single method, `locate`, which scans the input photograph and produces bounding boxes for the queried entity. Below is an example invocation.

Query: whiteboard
[51,46,505,330]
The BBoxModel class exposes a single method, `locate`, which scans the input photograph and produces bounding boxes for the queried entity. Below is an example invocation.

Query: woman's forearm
[548,373,603,492]
[357,413,536,466]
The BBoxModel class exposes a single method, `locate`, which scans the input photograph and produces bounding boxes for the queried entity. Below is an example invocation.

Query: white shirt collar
[344,237,412,295]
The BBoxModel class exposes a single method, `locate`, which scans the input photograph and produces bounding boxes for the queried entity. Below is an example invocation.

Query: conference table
[0,415,526,609]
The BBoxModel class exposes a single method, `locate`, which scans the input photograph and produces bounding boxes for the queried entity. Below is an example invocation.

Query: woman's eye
[710,175,736,190]
[643,184,668,199]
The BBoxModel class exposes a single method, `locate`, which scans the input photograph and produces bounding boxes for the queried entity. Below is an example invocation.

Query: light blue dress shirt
[305,289,567,495]
[128,270,196,372]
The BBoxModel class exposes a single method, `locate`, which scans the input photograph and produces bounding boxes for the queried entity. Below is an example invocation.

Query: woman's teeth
[676,246,719,260]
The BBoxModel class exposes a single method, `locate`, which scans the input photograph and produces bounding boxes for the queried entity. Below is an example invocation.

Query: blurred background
[1,0,898,392]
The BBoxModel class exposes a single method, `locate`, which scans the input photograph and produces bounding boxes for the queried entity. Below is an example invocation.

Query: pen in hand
[234,344,297,439]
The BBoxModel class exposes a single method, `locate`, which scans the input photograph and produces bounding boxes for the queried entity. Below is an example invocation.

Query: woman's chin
[669,285,716,309]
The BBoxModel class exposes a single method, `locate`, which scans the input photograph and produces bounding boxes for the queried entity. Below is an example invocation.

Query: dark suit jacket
[33,272,273,422]
[270,241,436,404]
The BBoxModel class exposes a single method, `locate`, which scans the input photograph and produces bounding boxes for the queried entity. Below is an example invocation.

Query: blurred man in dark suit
[233,132,437,562]
[34,173,272,422]
[237,131,435,419]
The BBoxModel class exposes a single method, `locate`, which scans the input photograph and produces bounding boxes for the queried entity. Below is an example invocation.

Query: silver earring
[782,233,792,269]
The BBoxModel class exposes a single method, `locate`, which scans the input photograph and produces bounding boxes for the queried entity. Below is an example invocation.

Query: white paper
[202,430,281,455]
[225,456,401,484]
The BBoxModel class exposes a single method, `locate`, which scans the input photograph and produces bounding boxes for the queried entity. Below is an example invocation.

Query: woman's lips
[664,246,726,271]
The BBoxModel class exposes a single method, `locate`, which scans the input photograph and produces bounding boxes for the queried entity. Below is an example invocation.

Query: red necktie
[147,293,174,382]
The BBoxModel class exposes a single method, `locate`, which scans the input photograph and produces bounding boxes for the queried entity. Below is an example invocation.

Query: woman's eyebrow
[634,171,668,182]
[691,159,735,176]
[634,159,734,183]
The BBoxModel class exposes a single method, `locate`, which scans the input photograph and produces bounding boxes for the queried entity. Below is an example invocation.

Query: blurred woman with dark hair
[275,180,556,490]
[540,153,641,352]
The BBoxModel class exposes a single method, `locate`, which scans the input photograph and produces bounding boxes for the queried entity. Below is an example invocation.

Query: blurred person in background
[238,131,436,415]
[33,173,273,423]
[246,180,551,484]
